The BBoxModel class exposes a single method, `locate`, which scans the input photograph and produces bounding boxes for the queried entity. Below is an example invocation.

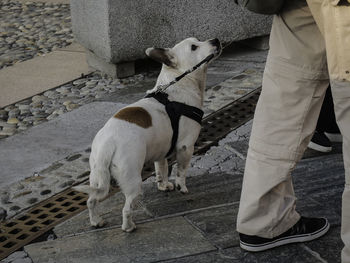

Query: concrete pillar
[70,0,273,78]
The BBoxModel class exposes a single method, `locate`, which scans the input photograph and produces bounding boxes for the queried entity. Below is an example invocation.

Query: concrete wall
[70,0,272,76]
[70,0,111,60]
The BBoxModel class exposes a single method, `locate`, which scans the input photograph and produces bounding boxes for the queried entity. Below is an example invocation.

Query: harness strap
[145,92,204,157]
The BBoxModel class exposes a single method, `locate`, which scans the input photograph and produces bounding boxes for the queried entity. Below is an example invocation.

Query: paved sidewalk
[0,42,91,108]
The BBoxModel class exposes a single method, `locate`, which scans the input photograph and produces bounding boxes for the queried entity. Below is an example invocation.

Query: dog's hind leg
[120,173,142,232]
[79,141,113,228]
[87,196,106,228]
[155,159,174,191]
[175,145,194,194]
[85,165,110,228]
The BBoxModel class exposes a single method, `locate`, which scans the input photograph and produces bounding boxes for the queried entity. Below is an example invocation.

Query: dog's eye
[191,45,198,51]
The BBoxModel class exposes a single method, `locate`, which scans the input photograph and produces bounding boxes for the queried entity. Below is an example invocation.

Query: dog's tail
[73,141,115,201]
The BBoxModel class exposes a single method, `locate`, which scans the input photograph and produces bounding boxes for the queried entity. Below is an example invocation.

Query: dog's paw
[91,219,106,228]
[122,221,136,233]
[176,184,189,194]
[157,182,174,191]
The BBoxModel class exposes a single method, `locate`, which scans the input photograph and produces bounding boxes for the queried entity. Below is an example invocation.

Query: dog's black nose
[210,38,220,47]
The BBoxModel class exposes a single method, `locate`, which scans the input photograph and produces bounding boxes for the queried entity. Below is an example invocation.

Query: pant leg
[305,1,350,261]
[330,80,350,263]
[236,1,329,238]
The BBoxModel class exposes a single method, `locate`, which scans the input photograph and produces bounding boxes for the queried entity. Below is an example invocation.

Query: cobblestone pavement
[0,72,151,138]
[0,0,73,69]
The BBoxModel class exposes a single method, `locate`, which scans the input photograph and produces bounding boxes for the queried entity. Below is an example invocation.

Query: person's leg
[301,1,350,261]
[308,87,333,152]
[308,86,341,152]
[331,80,350,262]
[237,0,329,239]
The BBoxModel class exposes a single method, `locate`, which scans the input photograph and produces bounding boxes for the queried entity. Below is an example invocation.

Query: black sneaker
[239,217,330,252]
[308,131,332,152]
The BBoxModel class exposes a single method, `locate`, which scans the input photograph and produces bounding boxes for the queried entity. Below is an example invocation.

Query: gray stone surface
[305,226,342,263]
[54,191,153,238]
[162,245,325,263]
[293,154,344,200]
[70,0,272,75]
[185,204,239,249]
[1,250,32,263]
[141,172,243,217]
[227,133,343,161]
[25,217,216,263]
[0,101,125,190]
[297,196,341,227]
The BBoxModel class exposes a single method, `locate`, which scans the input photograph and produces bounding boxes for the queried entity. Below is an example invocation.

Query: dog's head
[146,38,221,72]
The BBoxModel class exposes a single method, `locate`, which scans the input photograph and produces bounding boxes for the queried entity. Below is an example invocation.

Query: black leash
[151,53,215,93]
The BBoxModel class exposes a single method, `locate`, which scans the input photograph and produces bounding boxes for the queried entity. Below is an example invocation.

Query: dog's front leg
[176,145,194,194]
[155,159,174,191]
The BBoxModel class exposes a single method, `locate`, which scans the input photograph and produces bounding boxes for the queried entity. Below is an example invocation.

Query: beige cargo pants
[236,0,350,261]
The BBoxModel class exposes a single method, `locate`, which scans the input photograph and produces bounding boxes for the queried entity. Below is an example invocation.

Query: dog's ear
[145,47,176,68]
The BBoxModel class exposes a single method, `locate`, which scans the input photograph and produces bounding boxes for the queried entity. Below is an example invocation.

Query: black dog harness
[144,53,217,157]
[145,92,204,157]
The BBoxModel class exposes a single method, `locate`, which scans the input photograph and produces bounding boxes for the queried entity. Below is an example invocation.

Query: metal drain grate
[195,87,260,154]
[0,87,260,260]
[0,186,120,260]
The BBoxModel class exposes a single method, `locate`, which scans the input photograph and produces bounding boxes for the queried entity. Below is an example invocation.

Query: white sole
[240,220,330,252]
[325,132,342,143]
[307,141,332,153]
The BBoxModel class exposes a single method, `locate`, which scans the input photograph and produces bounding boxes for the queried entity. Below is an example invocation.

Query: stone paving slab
[293,154,344,218]
[162,245,325,263]
[225,130,342,161]
[185,204,239,249]
[189,145,245,175]
[184,195,343,252]
[141,172,243,217]
[54,190,153,238]
[297,196,341,227]
[204,70,263,116]
[0,101,125,190]
[306,226,343,263]
[25,217,216,263]
[0,44,91,108]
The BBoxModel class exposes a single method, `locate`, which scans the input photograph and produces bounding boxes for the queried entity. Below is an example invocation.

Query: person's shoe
[324,132,342,143]
[308,131,332,152]
[239,217,330,252]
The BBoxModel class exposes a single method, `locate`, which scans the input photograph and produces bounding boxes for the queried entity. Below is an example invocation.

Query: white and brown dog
[74,37,221,232]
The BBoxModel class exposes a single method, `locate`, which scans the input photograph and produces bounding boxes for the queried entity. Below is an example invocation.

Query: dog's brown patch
[114,107,152,128]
